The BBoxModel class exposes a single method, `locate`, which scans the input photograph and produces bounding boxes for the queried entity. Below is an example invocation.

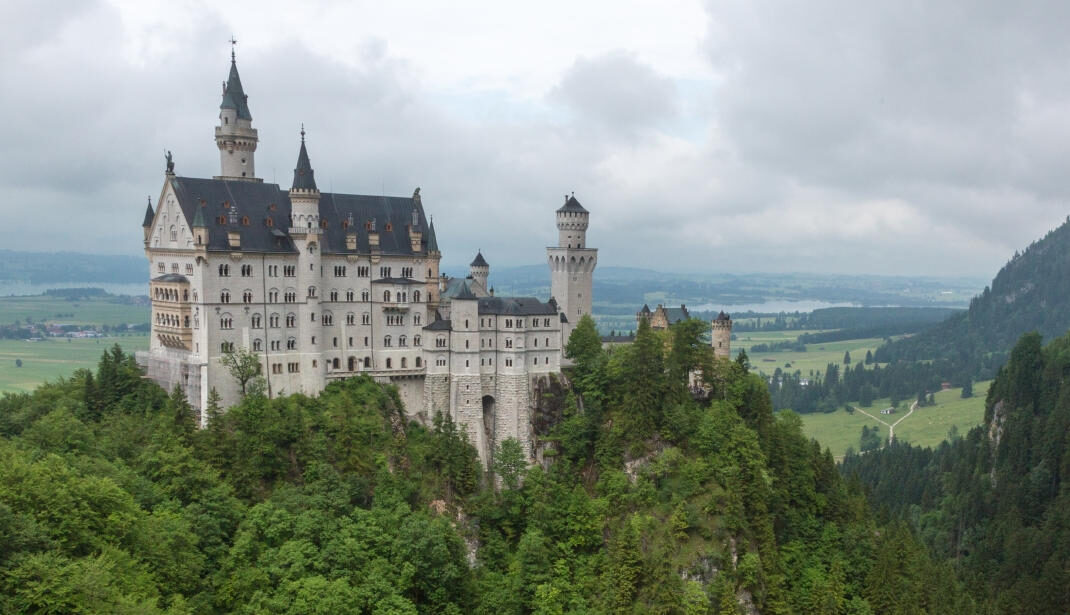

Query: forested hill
[0,321,976,613]
[875,215,1070,379]
[844,331,1070,614]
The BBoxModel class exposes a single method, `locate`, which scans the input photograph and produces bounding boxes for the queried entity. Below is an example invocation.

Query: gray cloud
[0,1,1068,278]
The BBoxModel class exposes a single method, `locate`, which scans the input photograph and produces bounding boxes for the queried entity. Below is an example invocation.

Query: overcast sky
[2,0,1069,276]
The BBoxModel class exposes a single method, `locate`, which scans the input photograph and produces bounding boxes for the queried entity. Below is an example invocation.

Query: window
[361,290,370,302]
[380,266,391,278]
[269,289,279,302]
[253,339,262,351]
[170,226,177,241]
[221,341,235,352]
[268,265,279,277]
[413,290,421,303]
[242,290,252,303]
[358,266,369,277]
[414,335,421,347]
[346,290,354,302]
[241,264,253,277]
[415,357,422,367]
[287,362,300,373]
[506,319,513,328]
[386,358,392,368]
[322,313,333,326]
[384,335,392,347]
[308,286,317,298]
[329,290,339,301]
[401,267,413,278]
[284,265,296,277]
[157,262,165,273]
[251,314,262,328]
[334,266,346,277]
[506,339,513,349]
[220,290,230,303]
[383,290,391,302]
[362,313,371,325]
[545,337,550,347]
[284,291,296,303]
[348,336,354,347]
[286,313,296,328]
[436,357,447,367]
[185,264,193,275]
[414,313,421,326]
[311,336,316,345]
[401,357,407,368]
[332,358,340,369]
[269,313,280,328]
[171,263,179,273]
[364,357,371,368]
[544,318,550,327]
[348,357,356,371]
[287,337,296,350]
[332,337,338,347]
[399,335,407,347]
[271,340,281,351]
[436,336,447,348]
[218,264,230,277]
[272,363,282,374]
[534,338,538,347]
[506,358,513,367]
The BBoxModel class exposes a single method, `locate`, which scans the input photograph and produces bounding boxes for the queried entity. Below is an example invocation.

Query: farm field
[0,295,148,327]
[0,335,149,394]
[798,381,991,458]
[737,329,887,377]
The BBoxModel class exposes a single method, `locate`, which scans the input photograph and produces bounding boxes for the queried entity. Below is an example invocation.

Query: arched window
[384,335,392,347]
[361,290,370,302]
[399,335,407,347]
[253,339,263,351]
[348,357,356,371]
[287,337,297,350]
[170,226,177,241]
[413,290,421,302]
[364,357,371,368]
[332,358,340,369]
[286,313,296,327]
[415,357,422,367]
[414,335,421,347]
[401,357,407,368]
[386,358,392,368]
[383,290,391,302]
[308,286,317,298]
[251,313,262,328]
[220,290,230,303]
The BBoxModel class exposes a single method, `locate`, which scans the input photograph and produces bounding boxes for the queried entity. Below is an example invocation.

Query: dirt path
[888,400,919,442]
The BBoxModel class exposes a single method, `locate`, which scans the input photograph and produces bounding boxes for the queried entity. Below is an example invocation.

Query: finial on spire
[300,123,305,142]
[229,36,237,61]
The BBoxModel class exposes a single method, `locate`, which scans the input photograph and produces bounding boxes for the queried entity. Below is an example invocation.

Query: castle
[137,51,596,466]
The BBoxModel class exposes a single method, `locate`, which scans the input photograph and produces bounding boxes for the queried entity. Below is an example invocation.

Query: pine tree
[844,350,851,365]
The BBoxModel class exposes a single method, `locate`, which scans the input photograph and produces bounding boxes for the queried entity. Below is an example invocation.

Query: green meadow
[0,336,149,394]
[798,381,991,458]
[0,295,148,327]
[737,329,887,378]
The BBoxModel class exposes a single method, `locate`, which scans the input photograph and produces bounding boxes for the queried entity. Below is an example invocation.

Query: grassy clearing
[0,295,149,327]
[0,336,149,394]
[893,380,991,449]
[797,382,991,458]
[737,329,886,378]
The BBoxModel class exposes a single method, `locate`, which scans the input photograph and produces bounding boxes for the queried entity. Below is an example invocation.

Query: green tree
[844,350,851,365]
[219,346,262,398]
[493,437,526,490]
[960,377,973,398]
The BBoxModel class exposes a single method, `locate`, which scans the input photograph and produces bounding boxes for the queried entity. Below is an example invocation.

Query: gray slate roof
[557,195,588,213]
[166,176,431,255]
[427,219,439,252]
[372,277,423,285]
[142,199,155,227]
[220,59,252,121]
[664,305,690,324]
[424,318,452,331]
[292,137,317,191]
[153,274,189,283]
[478,296,557,316]
[453,280,478,300]
[470,251,489,267]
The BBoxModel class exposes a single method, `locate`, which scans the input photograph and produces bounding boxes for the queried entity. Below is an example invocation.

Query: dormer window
[385,222,392,232]
[241,216,249,226]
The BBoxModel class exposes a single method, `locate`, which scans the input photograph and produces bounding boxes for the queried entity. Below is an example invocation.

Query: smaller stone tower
[215,48,259,181]
[142,197,155,246]
[288,127,320,226]
[469,251,489,292]
[712,311,732,360]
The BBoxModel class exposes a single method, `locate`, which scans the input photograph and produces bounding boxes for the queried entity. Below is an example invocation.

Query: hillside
[876,215,1070,379]
[0,323,974,613]
[844,331,1070,614]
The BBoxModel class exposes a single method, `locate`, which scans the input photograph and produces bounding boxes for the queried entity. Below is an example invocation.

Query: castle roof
[453,280,478,300]
[424,317,452,331]
[152,273,189,283]
[142,199,155,227]
[663,305,690,324]
[470,251,489,268]
[716,311,731,321]
[291,132,317,192]
[165,176,432,256]
[220,57,252,121]
[191,205,206,228]
[426,218,439,252]
[477,296,557,316]
[557,195,588,214]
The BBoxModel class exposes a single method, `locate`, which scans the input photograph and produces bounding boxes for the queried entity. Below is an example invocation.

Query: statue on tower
[165,150,174,175]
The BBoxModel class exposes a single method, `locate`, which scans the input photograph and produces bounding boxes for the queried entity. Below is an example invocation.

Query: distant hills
[877,215,1070,379]
[0,250,143,284]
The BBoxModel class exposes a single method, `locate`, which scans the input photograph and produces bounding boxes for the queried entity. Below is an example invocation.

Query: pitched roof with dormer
[220,57,252,121]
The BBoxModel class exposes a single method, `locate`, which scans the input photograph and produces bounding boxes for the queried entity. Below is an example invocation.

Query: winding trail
[841,400,920,460]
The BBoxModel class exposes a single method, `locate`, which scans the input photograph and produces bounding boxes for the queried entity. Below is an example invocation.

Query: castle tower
[449,282,488,464]
[288,127,320,226]
[215,48,259,181]
[712,311,732,360]
[469,251,489,292]
[142,197,154,246]
[547,193,597,343]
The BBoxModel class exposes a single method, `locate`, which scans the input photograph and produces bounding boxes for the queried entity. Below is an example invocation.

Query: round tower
[288,126,320,227]
[712,311,732,360]
[547,193,597,344]
[469,251,489,292]
[215,48,259,181]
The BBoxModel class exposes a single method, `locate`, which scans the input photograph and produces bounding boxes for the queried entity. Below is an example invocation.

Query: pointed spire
[192,206,206,228]
[427,217,439,253]
[470,251,489,268]
[291,125,318,192]
[142,197,154,227]
[220,47,252,121]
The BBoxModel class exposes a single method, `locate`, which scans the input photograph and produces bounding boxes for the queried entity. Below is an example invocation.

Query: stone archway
[482,395,496,462]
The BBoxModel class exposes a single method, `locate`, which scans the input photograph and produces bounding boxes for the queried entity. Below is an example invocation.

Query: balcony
[288,226,322,236]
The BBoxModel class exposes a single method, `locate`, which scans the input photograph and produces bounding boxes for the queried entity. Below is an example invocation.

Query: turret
[288,126,321,231]
[469,251,489,292]
[556,192,589,248]
[142,197,154,245]
[215,48,259,180]
[712,311,732,360]
[192,206,207,247]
